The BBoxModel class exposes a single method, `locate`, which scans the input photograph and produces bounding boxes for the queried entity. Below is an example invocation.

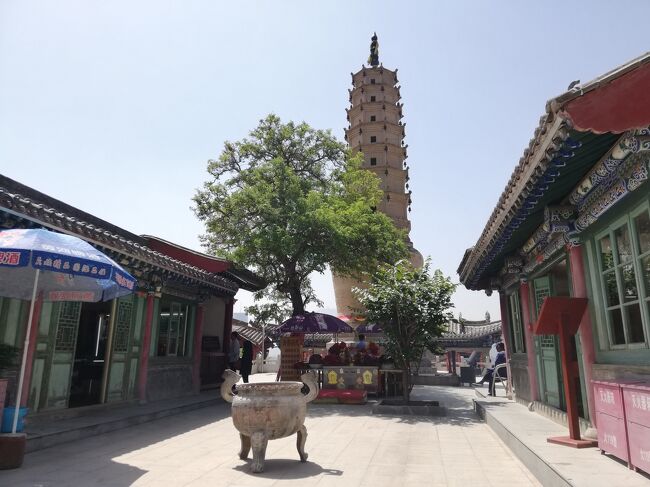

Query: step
[24,393,221,453]
[473,397,570,487]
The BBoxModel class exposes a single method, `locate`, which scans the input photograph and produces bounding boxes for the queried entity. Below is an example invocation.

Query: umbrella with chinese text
[278,312,354,333]
[0,229,137,433]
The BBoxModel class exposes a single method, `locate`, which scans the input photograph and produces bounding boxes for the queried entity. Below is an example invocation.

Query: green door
[533,276,564,409]
[38,302,82,410]
[106,295,142,402]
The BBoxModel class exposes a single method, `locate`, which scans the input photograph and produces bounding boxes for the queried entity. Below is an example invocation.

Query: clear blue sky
[2,1,648,320]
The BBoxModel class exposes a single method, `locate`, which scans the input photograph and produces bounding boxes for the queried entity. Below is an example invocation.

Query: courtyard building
[0,174,264,416]
[458,51,650,450]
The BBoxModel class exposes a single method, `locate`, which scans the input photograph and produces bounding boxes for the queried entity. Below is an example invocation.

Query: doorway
[532,258,586,415]
[532,261,568,410]
[68,301,111,407]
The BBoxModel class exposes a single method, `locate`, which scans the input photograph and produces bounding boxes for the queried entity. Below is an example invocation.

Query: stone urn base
[221,370,318,473]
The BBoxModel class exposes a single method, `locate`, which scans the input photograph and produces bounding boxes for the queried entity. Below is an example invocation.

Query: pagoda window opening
[370,136,377,143]
[370,96,376,102]
[371,78,376,84]
[370,115,376,122]
[370,157,377,166]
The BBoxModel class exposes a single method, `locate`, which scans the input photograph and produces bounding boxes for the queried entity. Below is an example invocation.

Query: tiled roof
[0,175,238,294]
[233,323,267,345]
[439,320,502,342]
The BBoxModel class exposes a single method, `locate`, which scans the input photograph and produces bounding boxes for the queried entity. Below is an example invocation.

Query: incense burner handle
[221,369,241,403]
[300,371,319,404]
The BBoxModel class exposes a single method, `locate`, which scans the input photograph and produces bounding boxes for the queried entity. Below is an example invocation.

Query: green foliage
[244,289,295,329]
[194,114,408,315]
[354,259,456,402]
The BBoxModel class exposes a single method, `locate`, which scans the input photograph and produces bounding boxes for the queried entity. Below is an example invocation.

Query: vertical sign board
[279,336,302,381]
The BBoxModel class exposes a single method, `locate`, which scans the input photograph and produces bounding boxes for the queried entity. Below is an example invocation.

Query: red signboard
[593,380,627,418]
[533,296,588,336]
[597,412,629,461]
[627,421,650,474]
[622,383,650,426]
[622,382,650,474]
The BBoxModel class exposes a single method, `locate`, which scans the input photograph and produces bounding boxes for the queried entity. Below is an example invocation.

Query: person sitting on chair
[472,342,506,395]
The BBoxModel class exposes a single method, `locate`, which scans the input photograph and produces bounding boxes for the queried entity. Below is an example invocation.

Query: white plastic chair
[491,363,508,396]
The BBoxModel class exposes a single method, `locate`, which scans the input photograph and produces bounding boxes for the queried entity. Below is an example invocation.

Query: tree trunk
[402,366,410,404]
[289,286,305,316]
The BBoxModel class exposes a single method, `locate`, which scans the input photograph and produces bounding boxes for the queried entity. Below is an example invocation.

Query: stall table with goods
[296,340,403,403]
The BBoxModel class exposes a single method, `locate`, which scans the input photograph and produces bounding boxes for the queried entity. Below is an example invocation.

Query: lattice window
[113,299,133,353]
[55,302,81,352]
[540,335,556,348]
[534,286,550,315]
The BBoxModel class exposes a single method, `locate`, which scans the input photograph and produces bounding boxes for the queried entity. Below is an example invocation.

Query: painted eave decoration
[458,52,650,291]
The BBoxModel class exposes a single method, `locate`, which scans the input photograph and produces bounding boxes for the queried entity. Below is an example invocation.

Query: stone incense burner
[220,369,319,473]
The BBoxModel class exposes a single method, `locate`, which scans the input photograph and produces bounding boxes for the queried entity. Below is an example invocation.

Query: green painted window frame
[592,200,650,351]
[156,299,194,357]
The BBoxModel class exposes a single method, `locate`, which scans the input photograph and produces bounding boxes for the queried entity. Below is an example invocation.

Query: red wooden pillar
[446,351,453,373]
[223,298,234,355]
[192,304,205,393]
[568,243,598,429]
[20,293,43,407]
[519,281,540,401]
[137,294,155,402]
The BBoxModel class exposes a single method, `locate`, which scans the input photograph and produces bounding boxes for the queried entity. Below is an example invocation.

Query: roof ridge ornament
[368,32,379,67]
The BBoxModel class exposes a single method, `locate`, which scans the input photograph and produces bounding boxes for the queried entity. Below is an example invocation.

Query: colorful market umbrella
[0,229,137,432]
[278,312,354,333]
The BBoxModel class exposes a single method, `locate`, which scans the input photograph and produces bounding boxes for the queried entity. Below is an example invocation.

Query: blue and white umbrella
[0,229,137,432]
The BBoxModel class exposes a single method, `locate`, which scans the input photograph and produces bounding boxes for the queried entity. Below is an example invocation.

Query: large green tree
[354,259,456,403]
[193,114,407,316]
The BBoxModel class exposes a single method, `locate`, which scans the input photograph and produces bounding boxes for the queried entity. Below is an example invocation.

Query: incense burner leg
[239,433,251,460]
[250,431,268,473]
[297,425,308,462]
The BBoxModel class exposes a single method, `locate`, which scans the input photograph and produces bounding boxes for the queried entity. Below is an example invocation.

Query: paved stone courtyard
[0,382,539,487]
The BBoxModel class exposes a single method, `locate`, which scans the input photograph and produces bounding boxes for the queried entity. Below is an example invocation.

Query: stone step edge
[25,397,221,453]
[473,398,572,487]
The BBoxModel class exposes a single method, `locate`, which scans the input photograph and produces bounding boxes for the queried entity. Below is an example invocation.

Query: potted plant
[0,342,25,470]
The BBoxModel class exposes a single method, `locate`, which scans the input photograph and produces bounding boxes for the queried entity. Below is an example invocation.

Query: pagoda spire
[368,32,379,67]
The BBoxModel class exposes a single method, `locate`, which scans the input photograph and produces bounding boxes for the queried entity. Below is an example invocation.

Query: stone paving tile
[0,382,541,487]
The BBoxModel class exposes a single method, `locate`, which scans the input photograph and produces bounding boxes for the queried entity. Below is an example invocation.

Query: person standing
[356,334,367,351]
[240,340,253,383]
[228,332,241,371]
